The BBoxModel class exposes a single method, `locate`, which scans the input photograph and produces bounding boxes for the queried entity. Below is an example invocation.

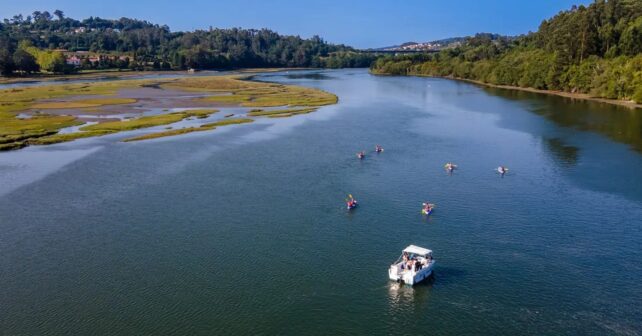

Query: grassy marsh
[123,118,254,142]
[28,130,116,145]
[165,76,338,108]
[0,74,336,150]
[31,98,137,109]
[201,118,254,127]
[248,107,317,117]
[80,109,218,133]
[122,126,216,142]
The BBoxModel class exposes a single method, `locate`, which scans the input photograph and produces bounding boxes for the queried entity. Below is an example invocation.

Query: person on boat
[357,151,365,159]
[375,145,383,153]
[407,258,415,271]
[499,166,507,174]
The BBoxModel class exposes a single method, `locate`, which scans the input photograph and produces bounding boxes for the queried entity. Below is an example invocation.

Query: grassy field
[0,74,337,150]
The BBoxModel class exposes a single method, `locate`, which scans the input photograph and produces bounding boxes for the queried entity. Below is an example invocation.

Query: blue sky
[3,0,594,48]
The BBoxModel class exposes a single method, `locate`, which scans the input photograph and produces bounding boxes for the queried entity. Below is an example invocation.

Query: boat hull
[389,261,435,285]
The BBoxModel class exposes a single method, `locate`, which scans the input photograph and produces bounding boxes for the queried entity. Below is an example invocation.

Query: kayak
[421,203,435,215]
[444,164,457,171]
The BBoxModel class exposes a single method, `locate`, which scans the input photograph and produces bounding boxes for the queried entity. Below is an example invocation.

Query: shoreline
[372,71,642,110]
[453,77,642,110]
[0,68,312,85]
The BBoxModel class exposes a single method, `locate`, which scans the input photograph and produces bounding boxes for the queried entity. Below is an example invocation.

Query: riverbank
[454,77,642,110]
[0,68,311,85]
[0,69,143,84]
[372,71,642,110]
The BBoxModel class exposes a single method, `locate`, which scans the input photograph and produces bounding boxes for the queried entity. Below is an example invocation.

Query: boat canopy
[403,245,432,256]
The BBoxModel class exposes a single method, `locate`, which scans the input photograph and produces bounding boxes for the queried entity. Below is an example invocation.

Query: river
[1,69,640,335]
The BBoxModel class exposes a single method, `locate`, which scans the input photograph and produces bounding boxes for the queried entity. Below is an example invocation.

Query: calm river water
[1,69,641,335]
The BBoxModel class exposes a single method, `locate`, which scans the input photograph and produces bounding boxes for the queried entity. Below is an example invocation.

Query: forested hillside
[371,0,642,103]
[0,11,375,75]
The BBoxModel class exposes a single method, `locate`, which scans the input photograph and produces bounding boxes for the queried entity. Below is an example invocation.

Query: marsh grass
[28,130,115,145]
[186,109,219,119]
[165,76,338,108]
[81,113,188,132]
[0,79,149,150]
[248,107,317,117]
[122,125,216,142]
[31,98,137,109]
[201,118,254,127]
[0,74,336,150]
[123,118,254,142]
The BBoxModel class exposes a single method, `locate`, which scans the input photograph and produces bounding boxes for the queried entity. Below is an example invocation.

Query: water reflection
[251,71,335,82]
[387,277,434,311]
[484,88,642,153]
[544,138,580,167]
[284,72,334,80]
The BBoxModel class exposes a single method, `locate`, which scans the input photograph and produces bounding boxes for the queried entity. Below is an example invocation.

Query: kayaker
[347,194,357,208]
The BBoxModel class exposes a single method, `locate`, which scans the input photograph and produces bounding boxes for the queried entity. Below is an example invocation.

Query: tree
[53,10,65,21]
[13,49,39,74]
[0,48,15,76]
[621,17,642,55]
[32,11,42,22]
[0,9,370,76]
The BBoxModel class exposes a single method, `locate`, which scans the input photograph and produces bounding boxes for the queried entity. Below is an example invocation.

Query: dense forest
[0,11,376,76]
[371,0,642,103]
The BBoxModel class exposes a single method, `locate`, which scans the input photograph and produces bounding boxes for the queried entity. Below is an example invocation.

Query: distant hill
[0,10,378,76]
[371,0,642,104]
[373,37,468,52]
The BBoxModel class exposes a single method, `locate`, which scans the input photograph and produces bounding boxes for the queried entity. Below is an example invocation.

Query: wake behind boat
[389,245,435,285]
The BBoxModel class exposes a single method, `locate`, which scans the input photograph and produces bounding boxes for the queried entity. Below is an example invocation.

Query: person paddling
[444,162,457,173]
[346,194,358,209]
[422,202,434,215]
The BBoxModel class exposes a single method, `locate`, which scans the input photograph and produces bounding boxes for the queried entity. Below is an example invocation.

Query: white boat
[388,245,435,285]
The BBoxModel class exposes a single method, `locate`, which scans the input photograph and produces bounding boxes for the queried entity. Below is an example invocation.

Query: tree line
[371,0,642,103]
[0,11,376,76]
